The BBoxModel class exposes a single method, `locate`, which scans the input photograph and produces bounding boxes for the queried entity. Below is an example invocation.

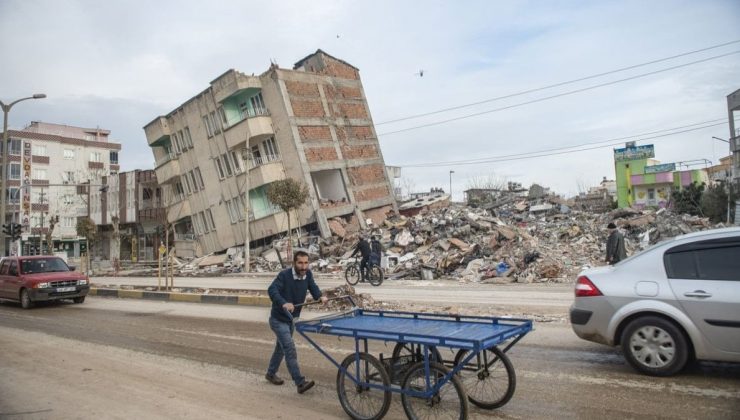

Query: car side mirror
[68,265,76,271]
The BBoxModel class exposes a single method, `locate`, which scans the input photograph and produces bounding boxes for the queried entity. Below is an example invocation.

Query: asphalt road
[1,297,738,419]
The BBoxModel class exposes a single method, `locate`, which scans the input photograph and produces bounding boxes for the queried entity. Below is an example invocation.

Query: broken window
[311,169,348,205]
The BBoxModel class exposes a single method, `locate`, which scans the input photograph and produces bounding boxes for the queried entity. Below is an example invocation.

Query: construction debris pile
[318,199,726,283]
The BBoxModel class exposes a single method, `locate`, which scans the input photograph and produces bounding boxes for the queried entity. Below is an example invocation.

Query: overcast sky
[1,0,739,199]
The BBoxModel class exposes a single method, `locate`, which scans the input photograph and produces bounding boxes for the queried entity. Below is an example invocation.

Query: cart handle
[285,295,356,321]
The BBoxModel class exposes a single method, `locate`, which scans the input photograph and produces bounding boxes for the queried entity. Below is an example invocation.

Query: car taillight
[575,276,603,297]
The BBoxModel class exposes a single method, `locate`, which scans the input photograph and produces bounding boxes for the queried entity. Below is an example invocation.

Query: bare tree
[399,176,417,201]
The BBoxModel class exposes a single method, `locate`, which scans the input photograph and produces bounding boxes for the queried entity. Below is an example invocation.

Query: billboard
[22,141,32,229]
[644,163,676,174]
[614,145,655,161]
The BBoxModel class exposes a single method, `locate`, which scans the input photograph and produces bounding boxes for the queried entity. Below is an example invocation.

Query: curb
[89,287,271,307]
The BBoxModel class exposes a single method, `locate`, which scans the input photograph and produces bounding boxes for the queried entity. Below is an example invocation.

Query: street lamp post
[449,170,455,201]
[241,147,251,273]
[0,93,46,256]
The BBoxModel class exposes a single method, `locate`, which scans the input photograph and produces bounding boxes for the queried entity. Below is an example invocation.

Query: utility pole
[241,147,251,273]
[0,93,46,256]
[39,187,46,254]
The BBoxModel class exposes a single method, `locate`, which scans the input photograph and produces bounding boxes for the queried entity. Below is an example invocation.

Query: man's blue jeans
[267,316,305,386]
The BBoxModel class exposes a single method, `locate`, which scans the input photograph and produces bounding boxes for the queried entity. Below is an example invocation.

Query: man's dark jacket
[606,230,627,264]
[268,268,322,323]
[351,240,371,258]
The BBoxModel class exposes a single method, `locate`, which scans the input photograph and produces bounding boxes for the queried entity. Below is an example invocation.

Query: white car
[570,227,740,376]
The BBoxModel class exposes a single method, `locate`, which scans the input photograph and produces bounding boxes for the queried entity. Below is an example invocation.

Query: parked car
[0,255,89,309]
[570,227,740,376]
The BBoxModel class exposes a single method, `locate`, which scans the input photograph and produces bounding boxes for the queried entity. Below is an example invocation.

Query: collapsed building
[144,50,397,259]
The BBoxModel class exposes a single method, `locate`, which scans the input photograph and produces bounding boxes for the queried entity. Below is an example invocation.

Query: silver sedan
[570,227,740,376]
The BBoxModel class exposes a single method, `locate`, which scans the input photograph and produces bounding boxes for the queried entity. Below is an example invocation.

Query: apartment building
[89,169,166,262]
[144,50,397,257]
[3,122,121,256]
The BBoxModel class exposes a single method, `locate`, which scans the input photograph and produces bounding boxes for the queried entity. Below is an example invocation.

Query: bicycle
[344,256,384,287]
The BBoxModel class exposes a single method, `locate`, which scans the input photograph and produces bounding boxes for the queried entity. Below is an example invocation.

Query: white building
[4,122,121,256]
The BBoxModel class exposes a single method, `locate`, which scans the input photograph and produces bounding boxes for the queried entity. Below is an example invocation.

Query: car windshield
[21,258,70,274]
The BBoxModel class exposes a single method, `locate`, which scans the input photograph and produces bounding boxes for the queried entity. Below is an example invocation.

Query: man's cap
[607,222,617,229]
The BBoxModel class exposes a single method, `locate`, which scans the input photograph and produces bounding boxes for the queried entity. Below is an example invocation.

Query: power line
[398,121,728,168]
[378,50,740,137]
[400,118,728,167]
[376,39,740,126]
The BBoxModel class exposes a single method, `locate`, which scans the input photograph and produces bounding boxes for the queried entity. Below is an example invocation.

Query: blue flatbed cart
[294,296,533,420]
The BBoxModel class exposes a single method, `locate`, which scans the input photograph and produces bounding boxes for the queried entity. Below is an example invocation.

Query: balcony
[145,117,171,146]
[224,108,274,150]
[155,157,180,184]
[237,155,285,188]
[211,69,262,104]
[167,199,191,222]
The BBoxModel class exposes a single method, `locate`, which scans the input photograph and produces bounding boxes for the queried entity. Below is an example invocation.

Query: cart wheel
[345,265,360,286]
[453,346,515,409]
[401,361,468,420]
[336,353,392,420]
[392,342,442,364]
[368,265,383,286]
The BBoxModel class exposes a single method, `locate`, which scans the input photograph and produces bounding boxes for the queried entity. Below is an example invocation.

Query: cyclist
[370,235,383,267]
[350,234,371,282]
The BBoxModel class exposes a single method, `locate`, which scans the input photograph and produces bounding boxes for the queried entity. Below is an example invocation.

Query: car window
[21,258,69,274]
[665,240,740,281]
[8,261,18,276]
[694,245,740,281]
[0,260,9,275]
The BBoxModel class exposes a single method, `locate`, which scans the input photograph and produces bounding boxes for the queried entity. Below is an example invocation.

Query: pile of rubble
[317,198,726,283]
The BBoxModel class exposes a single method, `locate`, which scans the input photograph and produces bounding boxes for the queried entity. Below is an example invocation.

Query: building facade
[89,169,166,262]
[614,143,709,209]
[144,50,397,257]
[3,122,121,256]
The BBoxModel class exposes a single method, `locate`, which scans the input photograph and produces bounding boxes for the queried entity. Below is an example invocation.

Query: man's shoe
[265,374,284,385]
[297,380,315,394]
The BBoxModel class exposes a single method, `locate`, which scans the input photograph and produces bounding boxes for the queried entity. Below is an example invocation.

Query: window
[215,157,225,179]
[9,163,21,180]
[230,151,243,173]
[183,127,193,149]
[210,111,221,134]
[7,188,20,203]
[194,168,205,189]
[222,153,233,177]
[203,115,214,138]
[62,194,75,205]
[172,132,181,154]
[218,107,229,128]
[32,144,47,156]
[9,139,21,155]
[250,93,266,113]
[192,214,202,235]
[182,175,193,195]
[32,168,47,180]
[226,200,238,223]
[89,152,102,162]
[206,209,216,230]
[664,239,740,281]
[189,171,199,192]
[63,217,75,228]
[263,137,278,158]
[199,212,209,233]
[110,151,119,164]
[64,149,75,159]
[174,181,185,201]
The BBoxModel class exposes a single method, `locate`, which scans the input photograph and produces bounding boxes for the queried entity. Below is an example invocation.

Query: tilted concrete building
[144,50,397,257]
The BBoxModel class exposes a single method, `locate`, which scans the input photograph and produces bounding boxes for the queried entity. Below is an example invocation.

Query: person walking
[350,235,371,282]
[265,250,328,393]
[605,222,627,265]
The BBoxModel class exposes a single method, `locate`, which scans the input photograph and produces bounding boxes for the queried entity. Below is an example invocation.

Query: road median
[89,287,272,307]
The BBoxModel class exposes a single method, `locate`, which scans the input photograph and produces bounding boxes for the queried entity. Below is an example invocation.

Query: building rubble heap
[317,198,725,283]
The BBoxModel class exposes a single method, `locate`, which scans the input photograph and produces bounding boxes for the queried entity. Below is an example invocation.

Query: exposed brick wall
[291,99,325,118]
[305,147,338,162]
[286,81,320,97]
[342,144,379,160]
[346,126,374,140]
[348,164,386,186]
[335,126,346,141]
[354,185,390,202]
[322,57,360,80]
[337,103,368,119]
[339,86,362,99]
[363,205,393,226]
[298,125,332,142]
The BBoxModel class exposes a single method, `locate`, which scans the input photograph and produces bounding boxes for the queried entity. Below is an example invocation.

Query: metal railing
[249,154,280,169]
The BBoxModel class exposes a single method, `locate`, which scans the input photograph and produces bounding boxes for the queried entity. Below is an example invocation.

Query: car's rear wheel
[621,316,688,377]
[20,289,34,309]
[73,296,86,304]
